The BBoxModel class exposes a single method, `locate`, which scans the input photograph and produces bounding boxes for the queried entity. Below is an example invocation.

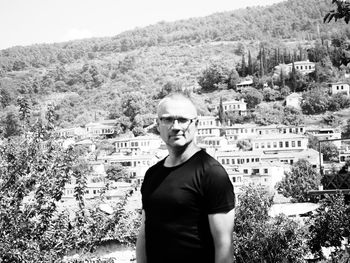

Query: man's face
[157,98,197,149]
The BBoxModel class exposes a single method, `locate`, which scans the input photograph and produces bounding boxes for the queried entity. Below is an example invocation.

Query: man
[136,93,235,263]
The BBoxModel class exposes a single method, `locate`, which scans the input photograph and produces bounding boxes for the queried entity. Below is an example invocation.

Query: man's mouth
[170,134,183,138]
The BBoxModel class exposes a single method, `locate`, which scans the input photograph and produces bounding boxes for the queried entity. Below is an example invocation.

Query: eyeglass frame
[158,116,198,129]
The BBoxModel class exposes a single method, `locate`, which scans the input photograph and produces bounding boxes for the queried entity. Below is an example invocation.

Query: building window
[292,141,295,147]
[279,141,283,148]
[252,169,259,175]
[285,141,289,148]
[267,142,271,148]
[298,141,301,147]
[264,168,268,174]
[261,143,265,149]
[243,169,248,174]
[273,142,277,148]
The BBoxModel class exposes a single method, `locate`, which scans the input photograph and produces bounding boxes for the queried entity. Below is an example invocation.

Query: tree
[320,141,339,162]
[121,92,150,122]
[342,119,350,138]
[277,159,321,202]
[328,92,350,111]
[157,80,183,99]
[282,106,304,126]
[0,106,139,262]
[227,69,240,89]
[233,185,308,263]
[0,107,22,138]
[301,87,329,115]
[247,50,253,76]
[308,193,350,258]
[324,0,350,24]
[198,64,229,91]
[236,140,252,151]
[254,103,284,125]
[241,87,263,109]
[218,97,227,126]
[106,164,130,182]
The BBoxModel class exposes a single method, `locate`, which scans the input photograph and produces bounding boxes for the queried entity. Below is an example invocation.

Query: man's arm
[136,210,147,263]
[208,208,235,263]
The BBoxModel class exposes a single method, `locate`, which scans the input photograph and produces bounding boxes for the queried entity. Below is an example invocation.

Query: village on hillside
[54,59,350,216]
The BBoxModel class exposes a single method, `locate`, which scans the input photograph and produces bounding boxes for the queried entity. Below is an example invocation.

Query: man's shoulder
[196,149,221,166]
[146,158,165,173]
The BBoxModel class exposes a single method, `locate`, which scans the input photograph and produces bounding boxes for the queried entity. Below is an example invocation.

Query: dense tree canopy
[277,159,321,202]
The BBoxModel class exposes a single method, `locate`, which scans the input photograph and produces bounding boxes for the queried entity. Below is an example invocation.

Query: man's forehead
[157,98,197,117]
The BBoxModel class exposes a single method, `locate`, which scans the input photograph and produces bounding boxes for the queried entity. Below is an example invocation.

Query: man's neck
[164,143,200,167]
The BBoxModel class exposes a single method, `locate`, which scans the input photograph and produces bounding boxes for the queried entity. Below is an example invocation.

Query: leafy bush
[233,185,308,263]
[277,159,321,202]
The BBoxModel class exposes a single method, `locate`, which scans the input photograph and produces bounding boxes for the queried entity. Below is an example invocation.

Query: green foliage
[254,103,284,125]
[106,164,130,182]
[301,87,330,114]
[283,106,304,126]
[320,141,340,162]
[308,193,350,258]
[342,119,350,138]
[277,159,321,202]
[233,185,308,263]
[324,0,350,24]
[0,106,140,262]
[241,87,263,109]
[236,140,252,151]
[0,105,22,138]
[198,63,230,91]
[328,92,350,111]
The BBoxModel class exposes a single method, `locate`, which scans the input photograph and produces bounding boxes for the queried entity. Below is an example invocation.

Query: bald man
[136,93,235,263]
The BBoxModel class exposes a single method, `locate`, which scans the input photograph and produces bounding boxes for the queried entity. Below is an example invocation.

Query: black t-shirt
[141,150,235,263]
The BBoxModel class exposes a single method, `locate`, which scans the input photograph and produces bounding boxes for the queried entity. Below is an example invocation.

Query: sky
[0,0,285,50]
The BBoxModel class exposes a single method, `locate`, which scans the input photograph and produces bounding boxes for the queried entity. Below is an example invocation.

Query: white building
[199,136,230,150]
[223,124,305,141]
[305,127,342,148]
[261,148,321,168]
[55,127,86,138]
[286,92,302,110]
[215,99,247,115]
[224,124,257,140]
[328,82,350,96]
[85,122,115,137]
[236,79,253,92]
[196,116,221,140]
[251,133,309,152]
[287,60,315,75]
[98,152,159,183]
[114,135,162,154]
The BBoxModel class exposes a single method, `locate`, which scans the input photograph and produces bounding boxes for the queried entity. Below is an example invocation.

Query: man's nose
[171,119,181,129]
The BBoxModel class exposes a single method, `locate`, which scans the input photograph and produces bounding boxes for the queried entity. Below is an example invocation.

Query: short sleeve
[203,164,235,214]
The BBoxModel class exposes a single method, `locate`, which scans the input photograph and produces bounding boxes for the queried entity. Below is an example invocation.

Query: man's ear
[156,119,160,132]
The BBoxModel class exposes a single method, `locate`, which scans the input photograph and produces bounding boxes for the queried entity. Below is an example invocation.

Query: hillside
[0,0,349,131]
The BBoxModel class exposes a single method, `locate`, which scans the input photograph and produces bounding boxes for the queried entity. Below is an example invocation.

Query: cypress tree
[241,53,247,77]
[248,50,253,76]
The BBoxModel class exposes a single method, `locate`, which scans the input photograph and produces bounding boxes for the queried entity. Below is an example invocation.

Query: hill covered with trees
[0,0,349,133]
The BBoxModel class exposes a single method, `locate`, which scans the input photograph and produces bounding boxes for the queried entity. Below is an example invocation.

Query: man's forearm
[215,241,233,263]
[136,227,147,263]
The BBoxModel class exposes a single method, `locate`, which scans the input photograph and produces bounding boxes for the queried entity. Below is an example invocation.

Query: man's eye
[177,118,189,123]
[163,117,174,123]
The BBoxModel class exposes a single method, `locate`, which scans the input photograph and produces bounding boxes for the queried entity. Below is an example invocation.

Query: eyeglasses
[159,116,197,128]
